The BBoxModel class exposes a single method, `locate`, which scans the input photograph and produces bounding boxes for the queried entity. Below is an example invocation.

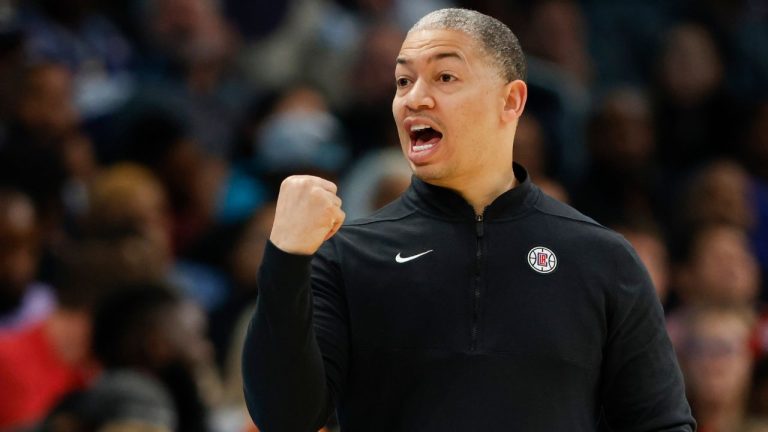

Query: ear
[501,80,527,123]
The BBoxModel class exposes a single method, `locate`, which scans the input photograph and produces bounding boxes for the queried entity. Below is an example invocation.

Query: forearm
[242,241,331,432]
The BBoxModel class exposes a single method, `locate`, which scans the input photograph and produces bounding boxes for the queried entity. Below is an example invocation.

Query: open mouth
[409,125,443,152]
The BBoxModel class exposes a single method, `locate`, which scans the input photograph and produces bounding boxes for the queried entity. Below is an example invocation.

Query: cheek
[392,96,403,124]
[392,100,408,139]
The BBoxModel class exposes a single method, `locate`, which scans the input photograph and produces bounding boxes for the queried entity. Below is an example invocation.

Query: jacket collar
[403,163,541,221]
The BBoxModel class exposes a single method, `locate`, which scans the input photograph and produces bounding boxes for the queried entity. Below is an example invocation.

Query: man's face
[392,29,511,187]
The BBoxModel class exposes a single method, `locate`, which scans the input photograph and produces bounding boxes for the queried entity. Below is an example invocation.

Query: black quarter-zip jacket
[243,164,695,432]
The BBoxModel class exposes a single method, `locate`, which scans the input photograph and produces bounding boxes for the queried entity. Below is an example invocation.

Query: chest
[337,220,606,370]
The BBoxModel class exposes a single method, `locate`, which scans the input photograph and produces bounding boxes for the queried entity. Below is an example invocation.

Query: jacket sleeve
[242,240,349,432]
[600,239,696,432]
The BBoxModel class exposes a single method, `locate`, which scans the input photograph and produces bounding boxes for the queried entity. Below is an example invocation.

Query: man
[243,8,695,431]
[0,189,55,330]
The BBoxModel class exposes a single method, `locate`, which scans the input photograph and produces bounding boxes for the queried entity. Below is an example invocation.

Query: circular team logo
[528,246,557,274]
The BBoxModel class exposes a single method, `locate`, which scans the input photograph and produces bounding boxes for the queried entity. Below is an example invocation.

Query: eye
[396,77,411,88]
[439,73,456,83]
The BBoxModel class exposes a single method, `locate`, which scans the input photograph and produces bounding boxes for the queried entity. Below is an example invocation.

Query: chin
[412,166,451,185]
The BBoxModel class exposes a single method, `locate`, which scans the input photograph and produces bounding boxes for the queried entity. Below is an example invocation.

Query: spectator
[91,283,218,432]
[339,148,412,220]
[86,162,230,311]
[520,0,592,184]
[575,87,662,227]
[653,23,745,183]
[209,202,275,367]
[120,108,261,253]
[39,370,177,432]
[0,234,164,429]
[0,25,25,130]
[679,159,755,232]
[253,84,350,187]
[134,0,248,159]
[673,223,760,308]
[0,62,96,222]
[615,221,670,304]
[513,114,569,203]
[524,0,593,86]
[18,0,136,120]
[676,305,756,432]
[0,189,55,330]
[740,102,768,300]
[340,22,405,156]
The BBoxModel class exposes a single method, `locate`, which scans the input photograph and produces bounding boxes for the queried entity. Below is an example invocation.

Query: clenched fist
[269,175,346,255]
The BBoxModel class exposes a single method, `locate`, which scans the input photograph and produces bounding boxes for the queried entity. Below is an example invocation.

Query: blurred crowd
[0,0,766,431]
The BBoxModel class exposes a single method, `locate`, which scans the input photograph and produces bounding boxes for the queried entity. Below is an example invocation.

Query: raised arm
[242,176,348,432]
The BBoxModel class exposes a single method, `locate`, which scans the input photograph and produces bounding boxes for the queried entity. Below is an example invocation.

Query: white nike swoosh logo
[395,250,434,263]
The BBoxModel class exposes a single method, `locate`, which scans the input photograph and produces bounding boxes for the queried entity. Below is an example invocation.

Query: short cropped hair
[409,8,527,82]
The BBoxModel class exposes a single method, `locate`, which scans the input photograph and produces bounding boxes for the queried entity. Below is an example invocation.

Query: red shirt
[0,320,94,429]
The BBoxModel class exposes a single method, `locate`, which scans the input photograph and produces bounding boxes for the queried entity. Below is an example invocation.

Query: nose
[405,79,435,111]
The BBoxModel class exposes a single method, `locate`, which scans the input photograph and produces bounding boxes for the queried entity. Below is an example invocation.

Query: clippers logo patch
[528,246,557,274]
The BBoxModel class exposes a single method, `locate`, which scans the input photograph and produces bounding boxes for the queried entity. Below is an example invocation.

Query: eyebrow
[396,51,464,65]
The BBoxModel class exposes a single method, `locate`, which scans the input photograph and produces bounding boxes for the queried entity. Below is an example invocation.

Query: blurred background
[0,0,766,431]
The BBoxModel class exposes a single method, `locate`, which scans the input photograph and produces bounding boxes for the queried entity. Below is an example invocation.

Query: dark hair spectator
[672,223,760,308]
[0,232,165,430]
[575,86,661,227]
[91,282,216,432]
[39,370,177,432]
[0,188,55,330]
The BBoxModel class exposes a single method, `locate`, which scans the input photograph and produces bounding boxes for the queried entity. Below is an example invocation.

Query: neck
[451,165,517,215]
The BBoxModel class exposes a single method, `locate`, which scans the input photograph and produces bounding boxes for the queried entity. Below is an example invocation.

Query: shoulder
[342,196,416,227]
[533,192,630,247]
[533,192,603,229]
[530,192,644,278]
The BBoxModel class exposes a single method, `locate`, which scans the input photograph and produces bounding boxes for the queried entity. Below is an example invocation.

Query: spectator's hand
[270,175,345,255]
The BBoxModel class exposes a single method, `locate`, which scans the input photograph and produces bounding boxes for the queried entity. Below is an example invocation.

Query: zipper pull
[475,214,484,237]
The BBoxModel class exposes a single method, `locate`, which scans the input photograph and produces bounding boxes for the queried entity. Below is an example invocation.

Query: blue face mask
[255,110,349,173]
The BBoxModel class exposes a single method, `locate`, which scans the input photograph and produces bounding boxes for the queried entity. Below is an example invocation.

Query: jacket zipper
[471,213,484,352]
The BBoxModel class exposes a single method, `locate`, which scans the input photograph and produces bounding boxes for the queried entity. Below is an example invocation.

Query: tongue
[416,129,442,146]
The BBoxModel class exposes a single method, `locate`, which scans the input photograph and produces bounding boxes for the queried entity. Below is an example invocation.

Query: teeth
[413,143,435,152]
[410,124,432,132]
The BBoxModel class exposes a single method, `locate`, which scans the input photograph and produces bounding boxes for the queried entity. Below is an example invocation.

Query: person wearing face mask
[242,8,694,432]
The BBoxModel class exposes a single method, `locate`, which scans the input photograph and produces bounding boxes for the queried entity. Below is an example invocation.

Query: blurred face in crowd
[525,0,591,84]
[89,165,172,262]
[683,310,753,411]
[683,225,759,306]
[353,24,405,104]
[17,64,79,140]
[513,115,545,177]
[590,89,655,172]
[157,300,212,369]
[620,229,669,302]
[0,193,38,306]
[231,204,275,288]
[659,24,723,105]
[149,0,233,65]
[392,28,525,190]
[686,161,754,229]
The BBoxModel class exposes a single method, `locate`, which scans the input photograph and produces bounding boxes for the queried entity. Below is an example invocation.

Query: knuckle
[310,186,325,198]
[282,175,303,189]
